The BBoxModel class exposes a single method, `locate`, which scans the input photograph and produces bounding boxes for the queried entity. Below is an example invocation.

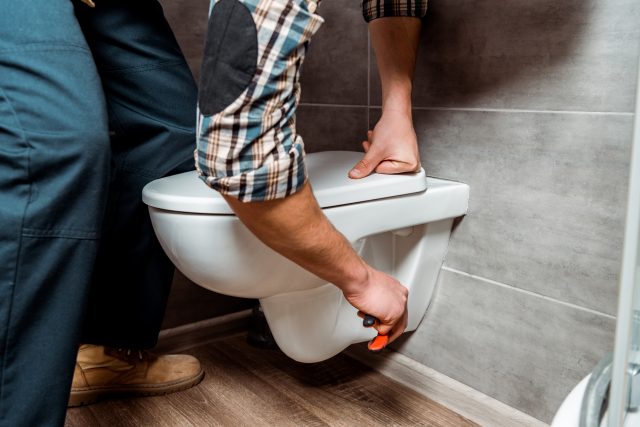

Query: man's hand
[80,0,96,7]
[349,109,420,178]
[345,265,409,342]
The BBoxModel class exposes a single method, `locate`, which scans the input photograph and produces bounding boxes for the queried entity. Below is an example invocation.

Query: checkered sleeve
[362,0,428,22]
[196,0,323,202]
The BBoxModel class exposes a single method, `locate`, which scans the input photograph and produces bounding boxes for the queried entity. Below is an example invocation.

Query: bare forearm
[370,17,421,113]
[224,181,408,340]
[348,18,422,179]
[222,182,368,295]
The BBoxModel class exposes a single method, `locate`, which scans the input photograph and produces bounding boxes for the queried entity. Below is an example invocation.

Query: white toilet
[142,151,469,362]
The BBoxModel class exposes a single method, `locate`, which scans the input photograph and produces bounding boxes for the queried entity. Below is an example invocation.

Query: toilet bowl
[142,151,469,362]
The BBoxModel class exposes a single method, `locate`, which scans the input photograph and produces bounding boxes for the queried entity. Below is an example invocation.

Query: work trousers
[0,0,197,425]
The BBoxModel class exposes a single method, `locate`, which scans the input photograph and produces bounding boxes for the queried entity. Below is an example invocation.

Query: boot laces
[117,348,145,361]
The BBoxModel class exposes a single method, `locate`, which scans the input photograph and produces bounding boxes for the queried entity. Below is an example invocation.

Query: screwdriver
[362,314,389,352]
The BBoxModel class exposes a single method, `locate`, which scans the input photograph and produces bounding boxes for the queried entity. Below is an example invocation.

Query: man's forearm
[348,17,422,179]
[222,182,369,295]
[370,17,421,114]
[223,181,408,340]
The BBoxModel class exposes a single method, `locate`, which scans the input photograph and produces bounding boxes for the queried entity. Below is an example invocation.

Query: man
[196,0,425,343]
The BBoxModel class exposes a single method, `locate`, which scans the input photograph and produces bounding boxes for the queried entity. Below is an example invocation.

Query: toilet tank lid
[142,151,427,214]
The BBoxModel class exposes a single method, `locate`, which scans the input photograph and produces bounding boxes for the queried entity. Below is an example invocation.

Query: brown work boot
[68,344,204,407]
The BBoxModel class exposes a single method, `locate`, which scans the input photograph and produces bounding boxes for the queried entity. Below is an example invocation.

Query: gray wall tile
[402,108,631,315]
[394,269,616,422]
[300,0,369,105]
[160,0,369,103]
[297,105,368,152]
[371,0,640,112]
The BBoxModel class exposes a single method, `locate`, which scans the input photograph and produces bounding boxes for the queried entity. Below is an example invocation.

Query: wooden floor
[65,334,478,427]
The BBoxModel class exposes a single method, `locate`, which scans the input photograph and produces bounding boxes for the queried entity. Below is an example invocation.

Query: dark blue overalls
[0,0,196,425]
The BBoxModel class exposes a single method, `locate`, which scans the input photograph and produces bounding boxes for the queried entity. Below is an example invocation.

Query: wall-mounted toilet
[142,151,469,362]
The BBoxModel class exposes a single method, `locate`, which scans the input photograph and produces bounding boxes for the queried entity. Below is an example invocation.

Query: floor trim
[157,311,548,427]
[345,345,549,427]
[156,309,252,354]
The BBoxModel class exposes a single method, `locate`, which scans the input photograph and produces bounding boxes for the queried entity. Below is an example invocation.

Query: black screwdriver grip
[363,314,376,327]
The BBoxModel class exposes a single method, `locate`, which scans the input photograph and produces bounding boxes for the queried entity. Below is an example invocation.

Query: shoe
[68,345,204,407]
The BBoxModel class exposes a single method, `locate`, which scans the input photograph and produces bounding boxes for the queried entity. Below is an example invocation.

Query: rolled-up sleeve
[196,0,323,202]
[362,0,428,22]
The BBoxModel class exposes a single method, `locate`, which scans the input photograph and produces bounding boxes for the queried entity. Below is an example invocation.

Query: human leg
[0,1,110,425]
[75,0,198,348]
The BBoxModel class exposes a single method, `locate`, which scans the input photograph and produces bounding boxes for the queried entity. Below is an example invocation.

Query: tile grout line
[300,102,368,108]
[300,103,634,116]
[366,28,371,128]
[410,106,634,116]
[442,266,616,320]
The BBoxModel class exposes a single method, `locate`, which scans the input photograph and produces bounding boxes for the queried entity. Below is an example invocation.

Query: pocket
[0,86,29,156]
[198,0,258,117]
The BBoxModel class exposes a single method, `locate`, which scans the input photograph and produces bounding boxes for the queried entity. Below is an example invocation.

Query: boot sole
[68,368,205,407]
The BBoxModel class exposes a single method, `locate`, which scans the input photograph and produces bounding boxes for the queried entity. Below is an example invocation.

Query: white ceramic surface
[143,151,428,214]
[143,151,470,362]
[552,374,640,427]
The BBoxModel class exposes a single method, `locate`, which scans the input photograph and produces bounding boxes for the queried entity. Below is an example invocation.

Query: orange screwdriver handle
[367,334,389,352]
[362,314,389,352]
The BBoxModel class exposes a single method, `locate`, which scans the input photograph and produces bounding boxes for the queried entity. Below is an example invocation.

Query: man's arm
[223,182,408,342]
[349,16,423,178]
[196,0,425,346]
[222,15,424,343]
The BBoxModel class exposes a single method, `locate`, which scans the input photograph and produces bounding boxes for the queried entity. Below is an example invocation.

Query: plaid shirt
[196,0,427,202]
[363,0,428,22]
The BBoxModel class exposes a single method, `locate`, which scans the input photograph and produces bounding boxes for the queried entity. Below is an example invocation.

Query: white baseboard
[156,311,548,427]
[156,309,252,354]
[345,345,549,427]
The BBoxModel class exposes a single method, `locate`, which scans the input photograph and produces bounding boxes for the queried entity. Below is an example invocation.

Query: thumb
[373,159,416,175]
[349,149,383,179]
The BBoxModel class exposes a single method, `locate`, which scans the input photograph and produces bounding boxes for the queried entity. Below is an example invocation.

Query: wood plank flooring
[65,335,478,427]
